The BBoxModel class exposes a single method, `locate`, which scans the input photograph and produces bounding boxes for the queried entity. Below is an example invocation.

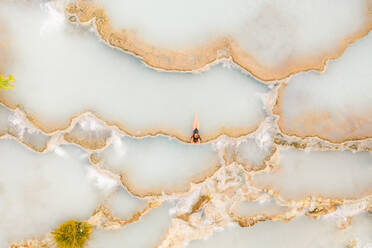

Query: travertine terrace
[1,0,372,247]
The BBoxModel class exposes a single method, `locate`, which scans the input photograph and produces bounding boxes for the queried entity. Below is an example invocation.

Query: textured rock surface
[1,0,371,247]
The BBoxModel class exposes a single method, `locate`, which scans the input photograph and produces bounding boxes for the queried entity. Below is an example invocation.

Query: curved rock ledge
[89,133,221,197]
[0,0,268,143]
[274,31,372,143]
[66,0,372,81]
[250,146,372,201]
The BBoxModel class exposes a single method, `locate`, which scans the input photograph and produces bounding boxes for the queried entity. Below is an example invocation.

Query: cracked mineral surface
[1,0,372,247]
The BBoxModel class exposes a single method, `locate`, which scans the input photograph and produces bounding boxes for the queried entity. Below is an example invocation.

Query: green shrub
[0,74,15,90]
[53,220,92,248]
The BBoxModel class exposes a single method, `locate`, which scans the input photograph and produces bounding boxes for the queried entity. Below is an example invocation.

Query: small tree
[53,220,93,248]
[0,74,15,90]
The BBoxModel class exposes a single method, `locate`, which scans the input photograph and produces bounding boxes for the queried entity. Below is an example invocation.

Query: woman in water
[191,114,201,144]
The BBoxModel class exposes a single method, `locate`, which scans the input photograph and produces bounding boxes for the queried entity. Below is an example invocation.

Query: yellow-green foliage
[53,220,93,248]
[0,74,15,90]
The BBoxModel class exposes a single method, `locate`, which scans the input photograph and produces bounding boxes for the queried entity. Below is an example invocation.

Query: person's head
[194,133,199,138]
